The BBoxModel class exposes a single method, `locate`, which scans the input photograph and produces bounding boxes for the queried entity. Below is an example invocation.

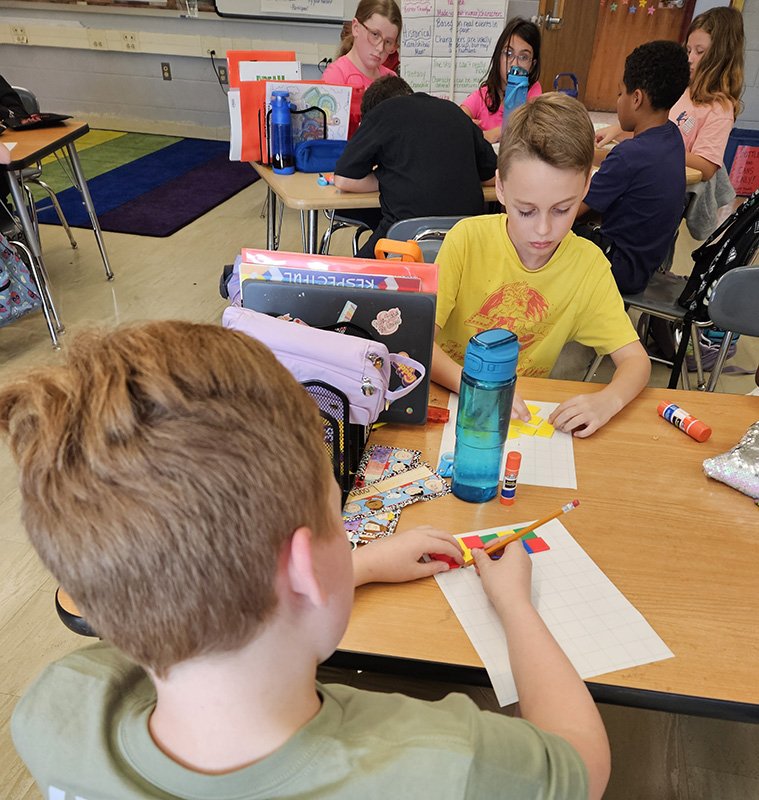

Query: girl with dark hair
[460,18,542,144]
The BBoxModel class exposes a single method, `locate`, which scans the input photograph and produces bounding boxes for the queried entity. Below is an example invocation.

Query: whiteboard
[214,0,359,22]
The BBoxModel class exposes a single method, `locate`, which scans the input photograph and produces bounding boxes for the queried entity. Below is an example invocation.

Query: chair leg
[690,323,706,390]
[669,324,691,390]
[10,237,63,348]
[583,352,604,381]
[320,209,338,255]
[32,178,77,249]
[352,225,370,257]
[705,331,735,392]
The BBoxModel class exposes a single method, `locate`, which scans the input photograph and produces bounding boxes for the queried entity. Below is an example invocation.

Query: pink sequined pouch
[702,422,759,500]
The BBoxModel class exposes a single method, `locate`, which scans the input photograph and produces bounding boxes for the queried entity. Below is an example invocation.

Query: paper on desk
[438,395,578,489]
[2,142,16,152]
[435,520,674,706]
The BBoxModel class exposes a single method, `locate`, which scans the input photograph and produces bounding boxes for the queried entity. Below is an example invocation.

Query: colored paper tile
[528,537,550,553]
[462,535,485,549]
[507,428,520,439]
[522,532,537,540]
[522,540,534,554]
[536,421,555,438]
[509,419,524,429]
[480,533,500,543]
[520,425,537,437]
[528,414,543,426]
[526,403,540,415]
[431,553,460,568]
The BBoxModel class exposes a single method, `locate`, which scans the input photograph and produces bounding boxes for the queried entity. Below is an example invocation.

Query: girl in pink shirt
[460,18,542,144]
[668,6,744,181]
[322,0,401,136]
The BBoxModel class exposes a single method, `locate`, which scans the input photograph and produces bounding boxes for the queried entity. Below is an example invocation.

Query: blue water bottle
[501,66,529,136]
[270,89,295,175]
[452,329,519,503]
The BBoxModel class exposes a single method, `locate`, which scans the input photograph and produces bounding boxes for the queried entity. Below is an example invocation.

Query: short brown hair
[0,322,334,677]
[497,92,594,179]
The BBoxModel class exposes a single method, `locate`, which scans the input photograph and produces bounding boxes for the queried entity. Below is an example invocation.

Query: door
[584,0,697,110]
[535,0,603,104]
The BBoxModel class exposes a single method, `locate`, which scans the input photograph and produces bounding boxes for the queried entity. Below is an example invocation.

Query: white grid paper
[439,397,578,489]
[434,520,674,706]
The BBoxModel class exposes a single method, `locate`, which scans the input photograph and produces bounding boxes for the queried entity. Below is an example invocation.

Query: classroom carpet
[31,130,259,237]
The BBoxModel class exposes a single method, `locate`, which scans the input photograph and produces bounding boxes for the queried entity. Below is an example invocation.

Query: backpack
[0,233,42,328]
[678,188,759,322]
[659,188,759,389]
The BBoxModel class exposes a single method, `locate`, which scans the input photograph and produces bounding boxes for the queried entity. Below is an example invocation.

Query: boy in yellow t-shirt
[432,93,650,438]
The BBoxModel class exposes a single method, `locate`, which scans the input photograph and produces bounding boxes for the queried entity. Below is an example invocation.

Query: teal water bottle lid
[463,329,519,382]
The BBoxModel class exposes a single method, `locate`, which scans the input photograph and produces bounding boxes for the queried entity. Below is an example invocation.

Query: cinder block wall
[0,4,339,139]
[739,0,759,130]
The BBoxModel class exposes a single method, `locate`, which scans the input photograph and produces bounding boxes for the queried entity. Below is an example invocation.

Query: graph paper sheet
[439,396,577,490]
[434,520,674,706]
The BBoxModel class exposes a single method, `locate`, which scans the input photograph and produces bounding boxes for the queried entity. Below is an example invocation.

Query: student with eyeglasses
[323,0,402,137]
[461,18,543,144]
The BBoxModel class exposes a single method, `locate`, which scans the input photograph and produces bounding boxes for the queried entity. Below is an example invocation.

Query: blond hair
[0,322,334,677]
[688,6,744,120]
[338,0,402,57]
[498,92,594,179]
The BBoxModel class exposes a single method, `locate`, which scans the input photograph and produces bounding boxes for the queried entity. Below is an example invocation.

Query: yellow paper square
[520,425,537,437]
[507,428,520,439]
[458,542,472,562]
[526,403,540,415]
[536,421,555,438]
[509,418,524,430]
[528,414,543,426]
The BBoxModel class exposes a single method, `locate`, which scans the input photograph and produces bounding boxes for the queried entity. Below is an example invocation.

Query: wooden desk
[1,121,113,345]
[250,161,499,254]
[331,378,759,722]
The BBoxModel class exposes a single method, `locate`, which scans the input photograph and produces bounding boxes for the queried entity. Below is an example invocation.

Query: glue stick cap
[505,451,522,471]
[687,419,712,442]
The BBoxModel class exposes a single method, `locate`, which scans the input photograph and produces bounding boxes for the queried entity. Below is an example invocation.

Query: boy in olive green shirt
[2,321,609,799]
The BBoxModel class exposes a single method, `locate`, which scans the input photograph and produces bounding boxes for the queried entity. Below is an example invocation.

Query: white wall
[0,2,342,138]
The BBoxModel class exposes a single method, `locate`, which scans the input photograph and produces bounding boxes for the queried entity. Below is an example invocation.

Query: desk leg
[64,143,114,281]
[266,187,276,250]
[6,172,63,347]
[305,210,318,254]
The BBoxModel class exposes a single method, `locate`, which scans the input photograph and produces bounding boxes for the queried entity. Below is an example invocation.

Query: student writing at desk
[574,41,691,294]
[432,94,650,438]
[334,76,496,259]
[2,321,609,800]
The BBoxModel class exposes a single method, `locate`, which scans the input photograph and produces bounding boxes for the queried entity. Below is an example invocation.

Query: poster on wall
[400,0,506,98]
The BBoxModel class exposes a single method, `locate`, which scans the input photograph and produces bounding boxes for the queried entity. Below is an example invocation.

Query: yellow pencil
[462,500,580,567]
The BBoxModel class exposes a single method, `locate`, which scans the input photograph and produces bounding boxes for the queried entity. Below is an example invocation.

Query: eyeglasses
[358,20,399,54]
[501,49,534,66]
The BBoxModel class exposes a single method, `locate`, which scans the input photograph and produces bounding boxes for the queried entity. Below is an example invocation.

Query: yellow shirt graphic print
[465,281,553,362]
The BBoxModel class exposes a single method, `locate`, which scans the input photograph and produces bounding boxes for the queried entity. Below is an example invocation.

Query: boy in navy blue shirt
[575,41,691,294]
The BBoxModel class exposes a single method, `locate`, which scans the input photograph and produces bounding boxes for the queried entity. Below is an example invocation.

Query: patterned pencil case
[702,421,759,499]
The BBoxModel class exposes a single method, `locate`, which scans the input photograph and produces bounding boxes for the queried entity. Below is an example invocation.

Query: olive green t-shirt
[12,642,588,799]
